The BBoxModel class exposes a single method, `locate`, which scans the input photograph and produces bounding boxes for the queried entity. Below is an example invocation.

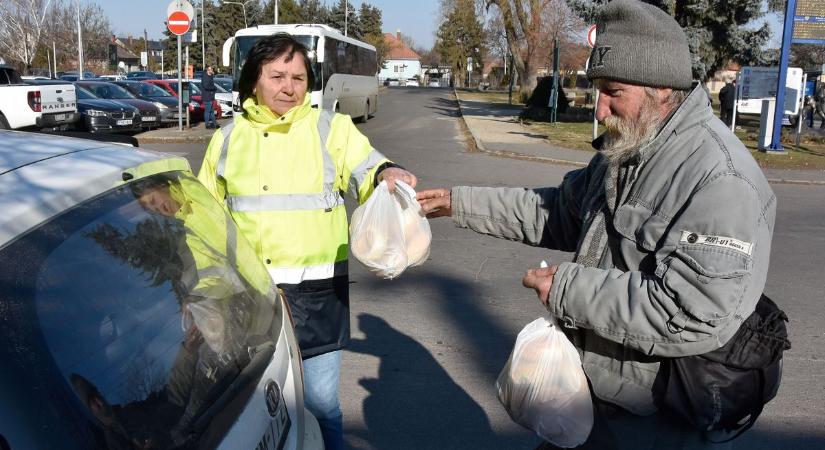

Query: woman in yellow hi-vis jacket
[198,34,416,450]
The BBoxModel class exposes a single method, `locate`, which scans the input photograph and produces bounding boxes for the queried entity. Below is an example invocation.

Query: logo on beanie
[593,46,611,68]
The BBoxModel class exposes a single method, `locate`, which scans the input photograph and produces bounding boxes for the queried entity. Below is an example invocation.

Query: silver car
[0,131,323,450]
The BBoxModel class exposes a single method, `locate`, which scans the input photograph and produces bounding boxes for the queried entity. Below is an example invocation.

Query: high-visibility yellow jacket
[197,94,391,356]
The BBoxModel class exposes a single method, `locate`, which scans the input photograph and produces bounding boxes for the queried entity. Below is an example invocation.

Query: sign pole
[768,0,797,153]
[731,71,740,133]
[178,34,183,131]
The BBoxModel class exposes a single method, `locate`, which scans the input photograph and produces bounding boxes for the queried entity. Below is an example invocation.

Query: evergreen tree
[300,0,329,24]
[263,0,304,24]
[566,0,773,82]
[436,0,485,87]
[359,3,382,37]
[329,0,362,39]
[360,3,388,68]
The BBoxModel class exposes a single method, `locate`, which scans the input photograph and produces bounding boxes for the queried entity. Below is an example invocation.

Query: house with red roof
[378,31,421,84]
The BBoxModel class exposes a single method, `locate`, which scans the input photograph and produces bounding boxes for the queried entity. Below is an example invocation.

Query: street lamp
[221,0,253,28]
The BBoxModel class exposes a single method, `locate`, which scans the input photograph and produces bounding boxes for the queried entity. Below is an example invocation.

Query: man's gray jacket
[451,85,776,415]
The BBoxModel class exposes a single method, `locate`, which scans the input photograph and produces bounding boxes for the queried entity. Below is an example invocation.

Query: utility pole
[201,1,205,70]
[144,28,150,71]
[274,0,279,24]
[53,41,57,77]
[344,1,348,36]
[76,0,84,79]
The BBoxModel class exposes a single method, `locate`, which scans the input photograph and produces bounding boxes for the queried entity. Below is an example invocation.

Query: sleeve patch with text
[680,231,753,256]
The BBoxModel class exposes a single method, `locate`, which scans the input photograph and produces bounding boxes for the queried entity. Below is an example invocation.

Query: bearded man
[417,0,775,448]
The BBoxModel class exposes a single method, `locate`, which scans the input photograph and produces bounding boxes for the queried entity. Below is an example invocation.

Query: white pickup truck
[0,65,79,130]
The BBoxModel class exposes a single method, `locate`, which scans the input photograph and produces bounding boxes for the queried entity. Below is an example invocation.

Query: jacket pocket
[658,245,751,325]
[613,202,670,252]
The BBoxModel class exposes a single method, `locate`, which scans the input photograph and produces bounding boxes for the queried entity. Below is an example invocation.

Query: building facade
[378,31,421,84]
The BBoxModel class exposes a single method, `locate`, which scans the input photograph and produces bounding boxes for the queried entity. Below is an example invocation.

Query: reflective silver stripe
[219,111,342,212]
[216,121,236,179]
[267,260,349,284]
[225,211,237,268]
[349,148,386,198]
[318,110,338,189]
[226,191,345,212]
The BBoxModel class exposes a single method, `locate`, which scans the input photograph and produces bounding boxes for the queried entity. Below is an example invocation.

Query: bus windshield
[233,35,321,91]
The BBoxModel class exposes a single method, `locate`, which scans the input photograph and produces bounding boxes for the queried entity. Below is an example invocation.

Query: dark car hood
[77,98,138,112]
[108,98,159,111]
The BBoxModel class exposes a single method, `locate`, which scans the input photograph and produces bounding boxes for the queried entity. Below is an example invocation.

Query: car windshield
[0,171,281,448]
[215,79,233,91]
[81,83,136,99]
[76,85,98,99]
[136,82,173,98]
[167,82,202,95]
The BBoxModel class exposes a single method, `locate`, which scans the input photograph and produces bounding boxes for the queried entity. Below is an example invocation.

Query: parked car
[427,79,441,88]
[126,71,159,80]
[112,80,182,126]
[383,78,400,87]
[214,76,233,92]
[74,85,143,133]
[0,130,323,450]
[405,78,420,87]
[146,79,221,122]
[190,79,234,117]
[3,66,79,130]
[75,80,161,130]
[98,74,126,81]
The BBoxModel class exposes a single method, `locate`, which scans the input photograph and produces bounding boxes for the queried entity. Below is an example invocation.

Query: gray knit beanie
[586,0,693,90]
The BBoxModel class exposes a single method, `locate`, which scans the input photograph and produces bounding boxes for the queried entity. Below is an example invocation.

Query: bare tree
[485,0,582,95]
[0,0,53,72]
[45,0,113,72]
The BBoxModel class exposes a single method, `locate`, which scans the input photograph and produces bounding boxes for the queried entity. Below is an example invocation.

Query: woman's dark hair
[238,33,315,104]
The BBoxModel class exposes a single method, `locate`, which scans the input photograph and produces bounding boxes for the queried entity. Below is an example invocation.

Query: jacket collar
[242,93,313,127]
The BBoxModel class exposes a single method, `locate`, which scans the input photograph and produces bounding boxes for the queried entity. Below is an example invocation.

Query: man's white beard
[600,95,665,164]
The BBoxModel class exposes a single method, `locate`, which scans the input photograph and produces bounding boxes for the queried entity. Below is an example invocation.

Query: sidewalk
[455,91,825,186]
[134,117,232,144]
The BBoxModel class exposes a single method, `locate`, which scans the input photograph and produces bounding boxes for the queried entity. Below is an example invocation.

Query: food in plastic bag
[496,316,593,448]
[396,181,431,266]
[350,180,431,278]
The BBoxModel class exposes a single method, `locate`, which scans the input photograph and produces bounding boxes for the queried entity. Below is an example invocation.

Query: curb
[453,89,587,168]
[453,89,825,186]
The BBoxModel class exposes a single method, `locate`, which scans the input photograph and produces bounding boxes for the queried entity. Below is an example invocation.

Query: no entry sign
[168,10,191,36]
[587,25,597,48]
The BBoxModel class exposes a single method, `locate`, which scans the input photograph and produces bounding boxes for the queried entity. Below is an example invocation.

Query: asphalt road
[144,87,825,450]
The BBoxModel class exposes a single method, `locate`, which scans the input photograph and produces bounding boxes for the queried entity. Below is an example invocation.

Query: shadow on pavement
[347,313,497,450]
[347,269,535,449]
[426,96,461,118]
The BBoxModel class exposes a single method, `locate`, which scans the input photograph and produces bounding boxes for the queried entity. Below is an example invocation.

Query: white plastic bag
[350,180,431,278]
[496,316,594,448]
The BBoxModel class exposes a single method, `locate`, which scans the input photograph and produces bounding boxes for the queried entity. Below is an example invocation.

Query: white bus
[222,24,378,121]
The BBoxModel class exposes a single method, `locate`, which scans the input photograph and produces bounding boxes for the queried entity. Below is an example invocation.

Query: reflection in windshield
[27,172,279,448]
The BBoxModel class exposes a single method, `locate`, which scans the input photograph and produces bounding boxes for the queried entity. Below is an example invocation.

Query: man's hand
[522,265,559,307]
[416,188,452,218]
[378,167,417,191]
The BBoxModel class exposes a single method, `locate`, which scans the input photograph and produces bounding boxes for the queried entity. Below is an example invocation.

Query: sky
[93,0,441,50]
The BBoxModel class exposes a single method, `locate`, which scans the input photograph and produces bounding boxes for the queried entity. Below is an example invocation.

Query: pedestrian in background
[418,1,774,448]
[201,65,218,129]
[197,34,416,450]
[718,77,736,127]
[815,91,825,128]
[803,95,816,128]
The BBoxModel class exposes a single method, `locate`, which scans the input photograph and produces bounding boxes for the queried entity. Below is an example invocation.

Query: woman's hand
[378,167,417,191]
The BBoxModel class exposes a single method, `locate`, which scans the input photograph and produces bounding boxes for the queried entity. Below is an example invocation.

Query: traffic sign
[587,25,597,48]
[167,0,194,19]
[168,10,191,36]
